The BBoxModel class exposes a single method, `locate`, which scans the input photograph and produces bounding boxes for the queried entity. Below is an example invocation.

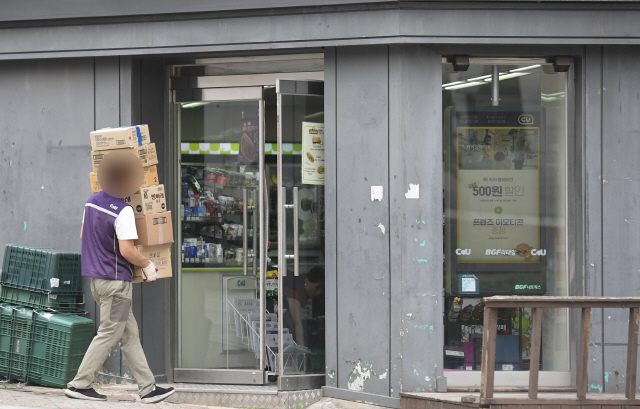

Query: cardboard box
[134,211,174,246]
[89,166,157,194]
[89,165,159,194]
[89,172,102,193]
[91,143,158,173]
[133,243,172,283]
[90,125,151,151]
[142,165,159,187]
[122,184,167,216]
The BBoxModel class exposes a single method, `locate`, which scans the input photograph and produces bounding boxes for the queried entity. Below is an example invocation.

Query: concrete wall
[324,45,444,400]
[0,56,169,383]
[586,46,640,394]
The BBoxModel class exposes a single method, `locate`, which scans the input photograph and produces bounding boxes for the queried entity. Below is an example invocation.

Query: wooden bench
[480,296,640,404]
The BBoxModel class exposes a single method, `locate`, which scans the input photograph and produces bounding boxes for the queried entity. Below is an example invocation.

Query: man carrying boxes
[65,126,174,404]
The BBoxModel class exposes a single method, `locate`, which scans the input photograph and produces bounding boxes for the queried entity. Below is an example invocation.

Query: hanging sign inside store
[239,118,259,164]
[301,122,325,185]
[451,108,545,264]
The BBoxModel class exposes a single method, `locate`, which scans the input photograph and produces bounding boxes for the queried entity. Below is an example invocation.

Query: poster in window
[448,107,546,266]
[301,122,325,185]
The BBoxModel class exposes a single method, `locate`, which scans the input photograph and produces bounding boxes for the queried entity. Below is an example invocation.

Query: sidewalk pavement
[0,383,222,409]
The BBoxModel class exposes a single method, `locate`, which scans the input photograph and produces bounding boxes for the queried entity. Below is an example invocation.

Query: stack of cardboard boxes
[89,125,173,283]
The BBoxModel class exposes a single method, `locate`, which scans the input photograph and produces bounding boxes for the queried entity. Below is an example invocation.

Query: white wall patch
[371,186,383,201]
[405,184,419,199]
[378,223,386,235]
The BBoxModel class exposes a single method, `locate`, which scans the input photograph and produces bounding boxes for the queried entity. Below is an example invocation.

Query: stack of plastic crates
[0,245,94,387]
[0,304,93,387]
[27,312,93,387]
[0,245,84,312]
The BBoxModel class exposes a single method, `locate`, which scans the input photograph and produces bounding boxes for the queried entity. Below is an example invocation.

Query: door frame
[275,78,325,391]
[171,86,267,384]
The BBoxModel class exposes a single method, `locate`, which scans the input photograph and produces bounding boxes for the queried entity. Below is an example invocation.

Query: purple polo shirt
[81,191,135,281]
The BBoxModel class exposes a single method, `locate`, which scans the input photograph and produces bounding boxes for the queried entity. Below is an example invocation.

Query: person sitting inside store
[65,150,175,404]
[282,266,325,349]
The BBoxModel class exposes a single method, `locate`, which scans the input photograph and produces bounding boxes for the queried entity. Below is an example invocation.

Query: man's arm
[80,225,83,239]
[118,239,151,268]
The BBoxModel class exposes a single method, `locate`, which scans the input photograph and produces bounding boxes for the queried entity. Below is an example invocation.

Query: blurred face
[305,279,323,298]
[509,132,518,140]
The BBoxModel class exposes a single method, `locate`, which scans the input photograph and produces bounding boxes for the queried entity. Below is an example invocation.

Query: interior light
[509,65,541,73]
[444,81,486,90]
[484,72,530,82]
[442,81,464,88]
[466,75,492,82]
[181,102,211,109]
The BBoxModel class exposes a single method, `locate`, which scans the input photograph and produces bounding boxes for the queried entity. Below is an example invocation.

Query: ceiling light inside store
[181,102,211,109]
[466,74,492,82]
[443,69,533,90]
[444,81,486,90]
[509,64,541,73]
[483,72,530,82]
[442,81,464,88]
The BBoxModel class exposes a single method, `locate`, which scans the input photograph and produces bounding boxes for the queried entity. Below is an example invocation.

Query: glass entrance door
[274,79,326,390]
[173,87,267,384]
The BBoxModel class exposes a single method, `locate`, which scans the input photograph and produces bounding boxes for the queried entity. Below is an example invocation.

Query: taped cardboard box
[89,165,159,194]
[89,172,102,193]
[133,243,172,283]
[123,184,166,216]
[134,211,174,247]
[90,125,151,151]
[91,143,158,173]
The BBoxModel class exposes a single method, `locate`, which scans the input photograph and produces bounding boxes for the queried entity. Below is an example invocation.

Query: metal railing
[480,296,640,403]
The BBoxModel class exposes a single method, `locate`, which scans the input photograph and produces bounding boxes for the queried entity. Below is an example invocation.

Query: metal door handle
[281,187,299,277]
[292,187,299,277]
[243,188,248,275]
[281,186,288,277]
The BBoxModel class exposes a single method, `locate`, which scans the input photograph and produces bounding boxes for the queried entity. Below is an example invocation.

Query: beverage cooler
[172,77,326,390]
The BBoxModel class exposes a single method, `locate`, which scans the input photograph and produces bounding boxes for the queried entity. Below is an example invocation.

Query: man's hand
[119,239,151,267]
[142,261,158,282]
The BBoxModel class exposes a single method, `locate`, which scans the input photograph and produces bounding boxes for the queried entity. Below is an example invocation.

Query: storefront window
[442,60,573,373]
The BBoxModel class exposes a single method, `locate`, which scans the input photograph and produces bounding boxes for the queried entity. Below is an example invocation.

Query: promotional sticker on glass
[301,122,325,185]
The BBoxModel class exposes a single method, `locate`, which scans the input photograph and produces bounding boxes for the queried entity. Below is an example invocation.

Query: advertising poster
[301,122,325,185]
[457,126,541,263]
[448,107,546,268]
[446,107,547,295]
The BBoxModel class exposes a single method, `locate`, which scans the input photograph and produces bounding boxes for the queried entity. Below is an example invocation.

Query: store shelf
[182,219,224,225]
[182,261,252,269]
[182,262,226,268]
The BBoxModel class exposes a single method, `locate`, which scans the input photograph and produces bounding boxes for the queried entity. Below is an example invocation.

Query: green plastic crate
[8,307,34,382]
[27,312,94,388]
[0,304,13,376]
[0,286,83,313]
[1,245,81,294]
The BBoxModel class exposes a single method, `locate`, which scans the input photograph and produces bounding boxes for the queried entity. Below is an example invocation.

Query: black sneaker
[64,386,107,401]
[141,385,175,404]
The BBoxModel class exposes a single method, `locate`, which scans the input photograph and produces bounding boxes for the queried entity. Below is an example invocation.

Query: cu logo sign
[531,249,546,256]
[518,114,534,125]
[456,248,471,255]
